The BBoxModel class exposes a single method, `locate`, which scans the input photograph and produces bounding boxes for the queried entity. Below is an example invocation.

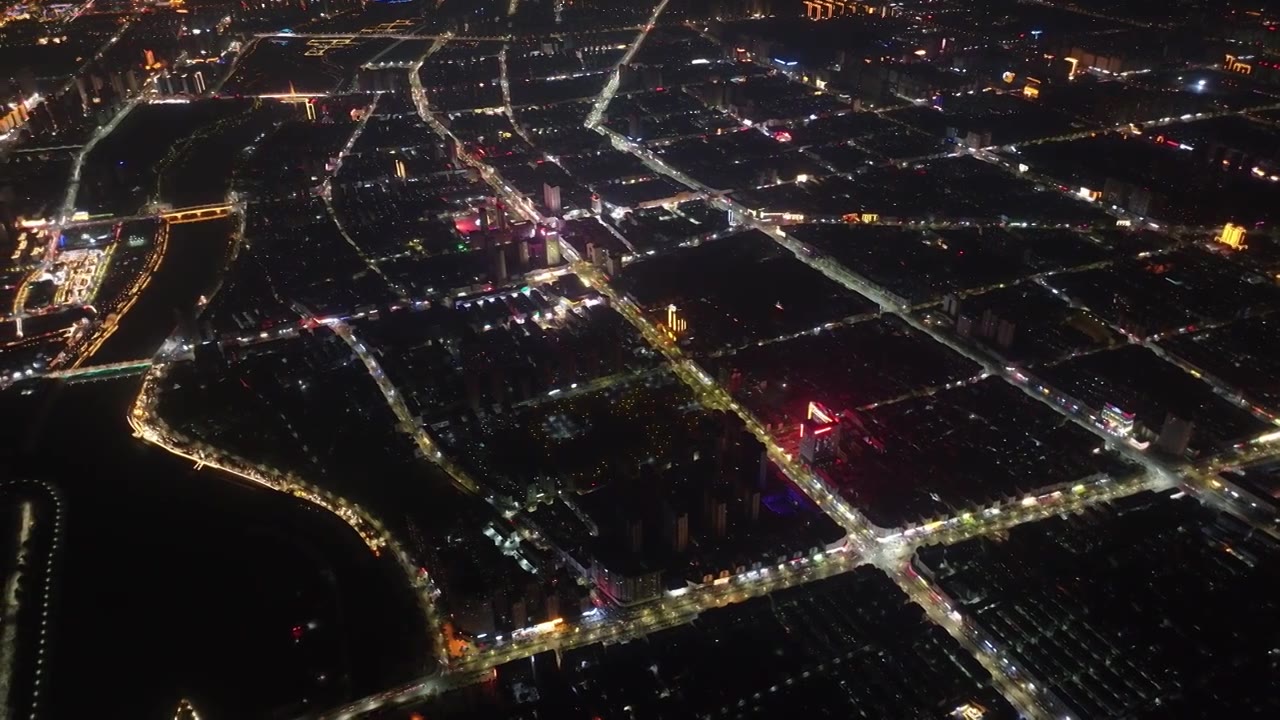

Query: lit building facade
[799,401,840,466]
[1217,222,1248,250]
[1099,404,1136,438]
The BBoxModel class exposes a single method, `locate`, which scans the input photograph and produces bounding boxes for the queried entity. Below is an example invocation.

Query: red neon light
[814,426,834,435]
[799,423,805,437]
[807,402,834,424]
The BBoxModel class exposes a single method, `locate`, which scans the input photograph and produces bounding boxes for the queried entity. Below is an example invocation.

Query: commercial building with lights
[799,401,841,466]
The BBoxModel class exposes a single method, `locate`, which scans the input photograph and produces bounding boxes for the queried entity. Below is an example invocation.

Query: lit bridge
[59,203,235,230]
[161,203,232,224]
[47,359,152,382]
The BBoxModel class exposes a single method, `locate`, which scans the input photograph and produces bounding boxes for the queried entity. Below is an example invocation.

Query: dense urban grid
[3,0,1280,718]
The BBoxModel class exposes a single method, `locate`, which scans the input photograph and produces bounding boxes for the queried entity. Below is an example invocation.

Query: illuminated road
[580,114,1227,720]
[567,0,886,555]
[1177,443,1280,538]
[497,45,515,130]
[410,58,548,225]
[315,549,861,720]
[326,320,484,497]
[894,470,1169,548]
[210,37,262,95]
[572,256,883,550]
[255,26,647,42]
[325,316,598,599]
[309,316,1182,720]
[320,95,408,299]
[996,107,1261,149]
[58,15,134,95]
[512,366,666,409]
[589,122,1189,500]
[298,40,1280,720]
[584,0,670,128]
[455,548,859,671]
[894,562,1067,720]
[258,32,509,41]
[320,94,379,199]
[61,97,142,223]
[497,45,537,146]
[310,454,1171,720]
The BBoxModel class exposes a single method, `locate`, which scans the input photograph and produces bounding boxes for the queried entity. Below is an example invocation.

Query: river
[0,377,427,719]
[88,219,238,366]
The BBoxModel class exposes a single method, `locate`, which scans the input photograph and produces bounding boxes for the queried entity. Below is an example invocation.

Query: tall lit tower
[1216,222,1247,250]
[664,304,687,339]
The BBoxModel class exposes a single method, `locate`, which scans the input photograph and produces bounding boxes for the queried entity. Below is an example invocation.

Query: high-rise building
[799,401,840,466]
[941,293,960,317]
[736,484,761,523]
[623,514,643,554]
[543,183,562,214]
[511,596,528,629]
[590,560,661,605]
[996,319,1016,349]
[705,494,728,538]
[1156,414,1194,457]
[980,308,999,339]
[664,304,688,338]
[518,238,530,268]
[664,503,689,553]
[496,199,509,230]
[490,244,508,282]
[74,77,89,108]
[538,224,563,265]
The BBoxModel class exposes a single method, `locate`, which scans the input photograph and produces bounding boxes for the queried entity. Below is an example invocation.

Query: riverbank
[0,377,426,719]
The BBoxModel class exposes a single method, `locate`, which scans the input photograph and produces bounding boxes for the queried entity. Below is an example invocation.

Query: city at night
[2,0,1280,718]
